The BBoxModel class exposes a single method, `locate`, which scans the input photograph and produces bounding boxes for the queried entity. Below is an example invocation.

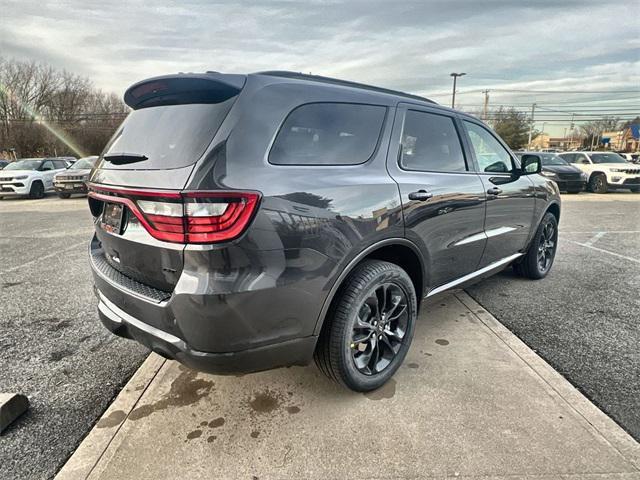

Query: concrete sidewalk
[57,292,639,480]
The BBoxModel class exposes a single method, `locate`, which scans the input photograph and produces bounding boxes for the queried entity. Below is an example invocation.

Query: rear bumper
[89,235,327,374]
[96,290,316,374]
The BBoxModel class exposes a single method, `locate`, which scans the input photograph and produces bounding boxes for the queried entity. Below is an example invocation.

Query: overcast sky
[2,0,639,133]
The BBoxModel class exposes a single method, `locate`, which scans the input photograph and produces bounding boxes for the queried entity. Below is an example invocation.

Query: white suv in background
[0,158,70,199]
[558,151,640,193]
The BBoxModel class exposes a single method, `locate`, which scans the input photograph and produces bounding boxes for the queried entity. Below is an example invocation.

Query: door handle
[487,187,503,196]
[408,190,433,201]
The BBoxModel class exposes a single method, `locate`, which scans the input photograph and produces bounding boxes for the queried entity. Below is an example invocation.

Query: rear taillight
[88,184,260,244]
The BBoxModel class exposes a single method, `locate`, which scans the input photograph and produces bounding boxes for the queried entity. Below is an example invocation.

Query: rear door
[460,119,536,267]
[387,104,487,289]
[39,160,57,188]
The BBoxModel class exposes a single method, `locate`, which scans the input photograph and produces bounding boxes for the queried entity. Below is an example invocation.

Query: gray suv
[88,71,560,391]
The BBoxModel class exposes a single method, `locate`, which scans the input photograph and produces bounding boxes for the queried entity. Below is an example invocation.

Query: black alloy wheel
[315,260,417,391]
[350,282,409,375]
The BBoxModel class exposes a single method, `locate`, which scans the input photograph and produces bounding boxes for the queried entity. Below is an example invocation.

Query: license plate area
[101,203,124,234]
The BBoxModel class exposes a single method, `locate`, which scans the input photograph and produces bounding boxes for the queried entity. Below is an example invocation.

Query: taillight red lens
[88,184,261,244]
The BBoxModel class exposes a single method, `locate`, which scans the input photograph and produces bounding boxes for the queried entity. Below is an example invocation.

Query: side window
[54,161,66,169]
[399,110,467,172]
[578,154,591,164]
[560,153,574,163]
[269,103,386,165]
[41,161,54,171]
[463,121,514,173]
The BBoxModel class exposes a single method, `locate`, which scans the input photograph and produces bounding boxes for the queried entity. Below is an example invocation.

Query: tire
[588,173,608,194]
[514,212,558,280]
[314,260,417,392]
[630,187,640,193]
[57,192,71,199]
[566,190,581,194]
[28,181,45,199]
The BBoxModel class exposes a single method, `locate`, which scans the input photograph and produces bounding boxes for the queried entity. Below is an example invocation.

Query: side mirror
[521,154,541,175]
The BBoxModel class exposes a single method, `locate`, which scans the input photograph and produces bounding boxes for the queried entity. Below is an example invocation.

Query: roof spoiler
[124,72,246,110]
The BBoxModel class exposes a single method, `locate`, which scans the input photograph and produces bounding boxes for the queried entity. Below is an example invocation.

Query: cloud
[1,0,638,111]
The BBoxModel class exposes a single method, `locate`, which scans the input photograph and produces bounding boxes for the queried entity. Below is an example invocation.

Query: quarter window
[269,103,386,165]
[400,110,467,172]
[464,121,514,173]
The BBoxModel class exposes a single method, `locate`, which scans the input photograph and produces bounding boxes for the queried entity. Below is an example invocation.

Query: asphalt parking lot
[0,191,638,480]
[0,195,148,480]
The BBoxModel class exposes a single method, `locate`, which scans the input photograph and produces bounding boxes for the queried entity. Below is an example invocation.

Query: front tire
[314,260,417,392]
[28,181,45,199]
[589,174,608,194]
[630,186,640,193]
[514,212,558,280]
[57,192,71,199]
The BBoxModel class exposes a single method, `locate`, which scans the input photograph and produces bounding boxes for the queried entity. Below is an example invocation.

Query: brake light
[88,184,261,244]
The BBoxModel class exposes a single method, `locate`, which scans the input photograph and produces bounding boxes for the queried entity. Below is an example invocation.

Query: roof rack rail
[256,71,436,104]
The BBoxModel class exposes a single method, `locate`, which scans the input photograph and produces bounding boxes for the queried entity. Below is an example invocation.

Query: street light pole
[450,72,466,109]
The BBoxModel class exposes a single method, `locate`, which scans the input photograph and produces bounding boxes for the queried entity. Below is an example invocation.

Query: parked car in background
[558,151,640,193]
[57,156,78,165]
[618,152,640,164]
[87,71,561,392]
[0,158,69,198]
[516,151,586,193]
[0,160,8,169]
[54,155,99,198]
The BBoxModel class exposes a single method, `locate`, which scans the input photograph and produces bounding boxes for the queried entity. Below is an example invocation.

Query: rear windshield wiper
[103,152,149,165]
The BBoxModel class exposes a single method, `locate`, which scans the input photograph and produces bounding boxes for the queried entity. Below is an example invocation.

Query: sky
[1,0,639,135]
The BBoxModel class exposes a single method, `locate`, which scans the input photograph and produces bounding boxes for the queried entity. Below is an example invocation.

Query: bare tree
[0,57,128,158]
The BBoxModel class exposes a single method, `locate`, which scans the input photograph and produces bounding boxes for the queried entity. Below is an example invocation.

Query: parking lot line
[568,240,640,264]
[0,240,87,274]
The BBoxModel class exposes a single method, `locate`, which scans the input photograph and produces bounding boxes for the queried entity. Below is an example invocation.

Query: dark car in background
[54,156,99,198]
[516,151,586,193]
[0,159,9,169]
[88,71,561,392]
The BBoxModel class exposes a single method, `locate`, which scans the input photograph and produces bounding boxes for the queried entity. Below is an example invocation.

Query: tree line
[0,57,128,159]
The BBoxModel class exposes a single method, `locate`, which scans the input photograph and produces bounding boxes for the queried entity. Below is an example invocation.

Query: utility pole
[482,89,490,121]
[568,113,575,149]
[527,103,536,149]
[450,72,466,109]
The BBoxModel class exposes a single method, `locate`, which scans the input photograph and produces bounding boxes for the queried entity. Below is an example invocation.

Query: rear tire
[57,192,71,199]
[28,181,45,199]
[566,189,581,194]
[588,174,608,194]
[314,260,417,392]
[514,212,558,280]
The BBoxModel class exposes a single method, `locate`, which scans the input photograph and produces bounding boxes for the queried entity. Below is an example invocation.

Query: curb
[55,353,166,480]
[455,290,640,470]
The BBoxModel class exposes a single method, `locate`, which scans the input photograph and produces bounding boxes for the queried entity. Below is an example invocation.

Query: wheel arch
[312,238,426,336]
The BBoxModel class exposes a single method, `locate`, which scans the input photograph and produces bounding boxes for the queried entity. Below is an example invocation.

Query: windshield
[71,157,97,169]
[4,159,43,171]
[590,153,628,164]
[539,153,568,166]
[100,98,236,170]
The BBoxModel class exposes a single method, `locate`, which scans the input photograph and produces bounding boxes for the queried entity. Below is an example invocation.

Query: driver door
[461,119,536,267]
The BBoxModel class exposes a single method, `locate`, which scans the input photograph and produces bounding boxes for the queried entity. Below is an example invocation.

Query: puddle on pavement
[435,339,450,346]
[129,368,214,421]
[209,417,225,428]
[406,362,419,369]
[186,429,202,440]
[364,378,396,400]
[249,389,281,414]
[96,410,127,429]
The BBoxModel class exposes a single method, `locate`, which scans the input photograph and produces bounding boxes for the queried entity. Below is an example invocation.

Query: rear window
[269,103,386,165]
[100,98,236,170]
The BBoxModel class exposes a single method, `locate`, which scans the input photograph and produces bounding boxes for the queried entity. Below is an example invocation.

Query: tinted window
[400,110,466,172]
[269,103,386,165]
[54,160,67,169]
[4,159,43,170]
[464,121,513,173]
[559,153,575,163]
[589,153,628,164]
[41,161,54,171]
[539,154,567,166]
[101,98,236,170]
